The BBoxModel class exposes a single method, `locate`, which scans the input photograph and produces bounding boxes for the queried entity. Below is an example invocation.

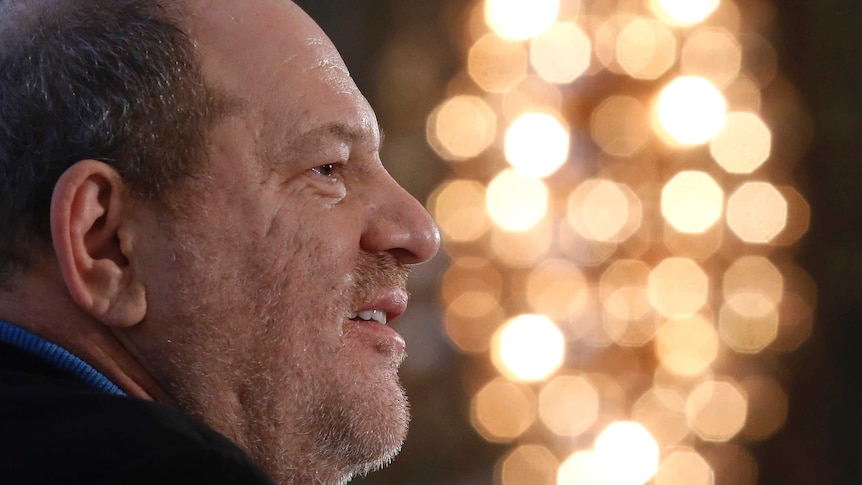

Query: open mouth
[347,309,387,325]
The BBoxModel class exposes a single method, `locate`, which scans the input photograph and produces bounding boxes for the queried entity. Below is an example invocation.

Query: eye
[311,163,337,178]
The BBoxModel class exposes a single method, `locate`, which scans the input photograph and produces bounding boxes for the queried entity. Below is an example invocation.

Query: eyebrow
[295,122,384,152]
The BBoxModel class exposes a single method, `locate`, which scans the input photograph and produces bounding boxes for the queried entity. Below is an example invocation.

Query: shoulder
[0,347,274,485]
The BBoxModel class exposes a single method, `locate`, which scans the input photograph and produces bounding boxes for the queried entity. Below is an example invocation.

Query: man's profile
[0,0,440,484]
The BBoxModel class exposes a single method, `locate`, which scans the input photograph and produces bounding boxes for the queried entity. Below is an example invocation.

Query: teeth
[348,309,387,325]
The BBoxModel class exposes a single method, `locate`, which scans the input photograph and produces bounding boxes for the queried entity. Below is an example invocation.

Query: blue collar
[0,320,126,396]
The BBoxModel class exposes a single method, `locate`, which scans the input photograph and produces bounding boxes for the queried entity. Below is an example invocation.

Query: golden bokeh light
[681,27,742,88]
[663,223,724,261]
[485,0,559,41]
[471,377,536,442]
[649,0,719,26]
[441,257,504,353]
[444,303,504,354]
[530,22,592,84]
[655,448,714,485]
[502,76,563,122]
[538,375,600,436]
[723,256,783,317]
[772,186,811,246]
[727,182,788,243]
[557,451,606,485]
[661,171,724,234]
[427,95,497,161]
[499,445,559,485]
[431,179,490,242]
[568,179,642,242]
[616,18,677,80]
[526,259,589,319]
[491,218,553,267]
[486,169,549,232]
[655,76,727,146]
[504,112,570,178]
[719,302,779,353]
[593,14,633,74]
[655,314,719,376]
[594,421,660,485]
[468,33,528,93]
[648,257,709,318]
[632,389,690,448]
[686,380,748,442]
[773,291,815,352]
[492,314,565,382]
[590,96,650,157]
[709,112,772,174]
[740,376,788,441]
[704,445,759,485]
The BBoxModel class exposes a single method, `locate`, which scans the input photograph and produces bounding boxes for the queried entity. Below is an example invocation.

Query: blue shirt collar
[0,320,126,396]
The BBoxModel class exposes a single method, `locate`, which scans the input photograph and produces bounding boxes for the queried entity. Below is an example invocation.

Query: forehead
[185,0,377,142]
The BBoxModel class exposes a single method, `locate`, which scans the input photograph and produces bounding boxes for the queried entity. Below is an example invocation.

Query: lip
[354,288,408,325]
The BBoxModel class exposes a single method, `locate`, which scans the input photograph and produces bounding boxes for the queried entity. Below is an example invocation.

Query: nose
[360,173,441,265]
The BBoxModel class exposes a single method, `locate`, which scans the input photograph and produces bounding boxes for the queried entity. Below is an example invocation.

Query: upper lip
[351,288,408,324]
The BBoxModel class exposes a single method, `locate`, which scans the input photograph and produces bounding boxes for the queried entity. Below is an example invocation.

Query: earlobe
[50,160,147,328]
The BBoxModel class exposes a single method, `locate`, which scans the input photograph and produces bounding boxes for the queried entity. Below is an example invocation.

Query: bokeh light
[431,179,490,242]
[655,314,719,376]
[485,0,559,41]
[661,171,724,234]
[539,375,600,436]
[590,96,650,157]
[472,377,536,442]
[486,169,549,231]
[655,76,727,146]
[616,18,677,80]
[648,258,709,318]
[468,33,528,93]
[740,376,789,441]
[568,179,641,242]
[727,182,788,243]
[633,389,690,448]
[686,380,748,442]
[710,112,772,174]
[499,445,559,485]
[492,314,565,382]
[594,421,660,485]
[526,259,590,319]
[558,451,606,485]
[681,27,742,88]
[427,95,497,161]
[530,22,592,84]
[504,112,570,178]
[655,448,714,485]
[649,0,720,26]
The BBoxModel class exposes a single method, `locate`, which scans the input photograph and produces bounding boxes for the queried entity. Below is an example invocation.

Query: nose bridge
[360,171,440,265]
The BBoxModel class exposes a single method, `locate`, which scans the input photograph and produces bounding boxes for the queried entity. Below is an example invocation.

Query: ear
[50,160,146,328]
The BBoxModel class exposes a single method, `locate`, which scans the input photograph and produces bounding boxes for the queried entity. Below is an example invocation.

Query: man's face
[125,1,439,483]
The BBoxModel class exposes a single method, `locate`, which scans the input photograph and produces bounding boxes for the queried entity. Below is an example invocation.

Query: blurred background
[296,1,860,484]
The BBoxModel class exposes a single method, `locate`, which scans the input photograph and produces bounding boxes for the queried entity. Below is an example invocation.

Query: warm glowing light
[741,376,789,440]
[526,259,589,319]
[655,314,719,376]
[661,171,724,233]
[539,375,599,436]
[493,314,565,382]
[719,302,779,353]
[686,380,748,442]
[485,0,560,41]
[633,389,690,447]
[504,112,569,177]
[558,451,606,485]
[656,76,727,146]
[491,220,553,267]
[427,95,497,161]
[468,33,528,93]
[472,377,536,442]
[710,112,772,174]
[655,449,714,485]
[500,445,559,485]
[594,422,660,485]
[648,258,709,317]
[486,169,549,232]
[723,256,783,317]
[431,179,490,242]
[649,0,719,26]
[681,27,742,88]
[727,182,788,243]
[591,96,650,157]
[444,303,503,354]
[772,186,811,246]
[616,18,677,80]
[569,179,642,242]
[530,22,591,84]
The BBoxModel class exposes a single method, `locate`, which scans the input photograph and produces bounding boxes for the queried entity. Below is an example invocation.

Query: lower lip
[344,320,406,358]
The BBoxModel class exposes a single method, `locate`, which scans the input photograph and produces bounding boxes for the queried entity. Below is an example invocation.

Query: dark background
[297,1,860,483]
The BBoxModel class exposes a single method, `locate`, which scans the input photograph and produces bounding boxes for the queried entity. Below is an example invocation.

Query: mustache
[351,252,411,308]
